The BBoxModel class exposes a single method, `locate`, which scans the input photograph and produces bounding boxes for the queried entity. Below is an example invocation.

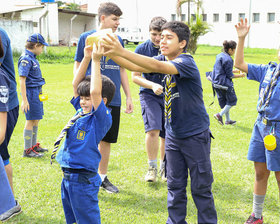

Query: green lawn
[6,45,279,224]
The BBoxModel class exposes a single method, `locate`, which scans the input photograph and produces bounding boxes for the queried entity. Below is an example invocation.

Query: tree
[187,14,211,54]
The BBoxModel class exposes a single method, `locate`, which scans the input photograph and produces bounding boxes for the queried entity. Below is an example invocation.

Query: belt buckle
[262,118,267,125]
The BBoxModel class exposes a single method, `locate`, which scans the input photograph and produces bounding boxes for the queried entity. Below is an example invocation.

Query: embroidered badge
[0,85,9,104]
[77,130,86,140]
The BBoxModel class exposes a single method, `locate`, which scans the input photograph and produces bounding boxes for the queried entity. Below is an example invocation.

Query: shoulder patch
[20,60,29,67]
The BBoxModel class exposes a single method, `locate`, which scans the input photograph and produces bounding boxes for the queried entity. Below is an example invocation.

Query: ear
[100,15,106,23]
[102,97,108,105]
[179,40,187,50]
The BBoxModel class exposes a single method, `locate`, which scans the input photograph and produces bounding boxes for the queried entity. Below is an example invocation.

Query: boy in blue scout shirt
[18,33,48,158]
[235,18,280,224]
[74,2,133,194]
[132,16,167,182]
[102,21,217,224]
[53,42,116,224]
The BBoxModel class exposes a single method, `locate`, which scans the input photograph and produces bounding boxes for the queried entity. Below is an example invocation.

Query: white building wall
[199,0,280,49]
[58,13,96,45]
[88,0,280,49]
[0,19,33,53]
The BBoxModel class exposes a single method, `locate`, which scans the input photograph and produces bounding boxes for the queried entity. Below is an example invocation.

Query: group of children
[0,1,280,223]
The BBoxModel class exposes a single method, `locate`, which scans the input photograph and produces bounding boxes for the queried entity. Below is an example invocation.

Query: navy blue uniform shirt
[0,67,9,112]
[18,50,45,88]
[211,52,234,87]
[155,53,210,138]
[0,28,19,110]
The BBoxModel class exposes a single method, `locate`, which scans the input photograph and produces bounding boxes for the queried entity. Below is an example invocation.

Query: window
[253,13,260,23]
[202,14,207,22]
[267,13,275,22]
[238,13,245,21]
[191,14,196,22]
[213,13,219,22]
[225,13,232,22]
[171,14,176,21]
[181,14,186,21]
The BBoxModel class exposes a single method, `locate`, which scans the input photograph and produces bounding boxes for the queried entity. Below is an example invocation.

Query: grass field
[5,44,279,224]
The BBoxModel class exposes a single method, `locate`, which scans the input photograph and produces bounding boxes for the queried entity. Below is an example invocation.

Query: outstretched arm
[103,34,178,75]
[90,42,103,110]
[234,18,250,73]
[72,46,92,97]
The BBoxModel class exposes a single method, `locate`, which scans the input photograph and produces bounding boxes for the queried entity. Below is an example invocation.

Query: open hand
[235,18,250,38]
[21,100,29,113]
[101,33,124,57]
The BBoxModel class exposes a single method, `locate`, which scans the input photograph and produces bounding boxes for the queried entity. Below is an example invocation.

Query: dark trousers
[165,129,217,224]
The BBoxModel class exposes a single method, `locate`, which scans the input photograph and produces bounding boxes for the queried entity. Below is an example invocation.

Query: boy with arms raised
[52,42,115,224]
[132,16,167,182]
[235,18,280,224]
[74,2,133,193]
[103,21,217,224]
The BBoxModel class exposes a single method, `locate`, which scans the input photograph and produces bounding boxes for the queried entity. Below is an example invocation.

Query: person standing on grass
[102,20,217,224]
[234,18,280,224]
[73,2,133,194]
[18,33,49,158]
[53,42,115,224]
[0,34,22,222]
[0,27,19,197]
[212,40,245,126]
[132,16,167,182]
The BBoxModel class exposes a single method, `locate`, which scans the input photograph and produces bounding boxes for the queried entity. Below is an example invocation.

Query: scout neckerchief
[50,110,92,164]
[257,64,280,112]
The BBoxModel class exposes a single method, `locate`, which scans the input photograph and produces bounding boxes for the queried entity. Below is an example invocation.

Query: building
[88,0,280,49]
[0,0,97,52]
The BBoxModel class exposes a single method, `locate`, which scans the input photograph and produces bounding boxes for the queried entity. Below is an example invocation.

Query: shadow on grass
[213,181,279,223]
[5,212,65,224]
[235,124,253,133]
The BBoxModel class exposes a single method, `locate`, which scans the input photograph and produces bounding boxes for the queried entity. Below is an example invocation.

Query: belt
[62,168,97,184]
[261,118,280,126]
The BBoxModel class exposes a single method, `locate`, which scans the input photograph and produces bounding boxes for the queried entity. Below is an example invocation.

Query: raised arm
[90,43,103,110]
[72,46,92,98]
[234,18,250,73]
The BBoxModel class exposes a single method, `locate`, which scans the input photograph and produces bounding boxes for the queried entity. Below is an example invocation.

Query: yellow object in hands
[39,93,48,101]
[264,134,277,151]
[86,28,113,50]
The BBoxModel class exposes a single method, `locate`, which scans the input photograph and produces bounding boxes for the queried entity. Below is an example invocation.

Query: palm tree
[176,0,203,24]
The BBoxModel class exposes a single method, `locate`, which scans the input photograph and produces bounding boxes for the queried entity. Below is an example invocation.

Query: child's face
[101,14,120,33]
[80,96,92,113]
[33,44,44,56]
[150,29,162,47]
[160,29,186,59]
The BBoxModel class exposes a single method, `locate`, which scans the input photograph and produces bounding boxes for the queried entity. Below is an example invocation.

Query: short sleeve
[70,96,81,111]
[0,70,9,112]
[247,63,269,83]
[18,58,32,77]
